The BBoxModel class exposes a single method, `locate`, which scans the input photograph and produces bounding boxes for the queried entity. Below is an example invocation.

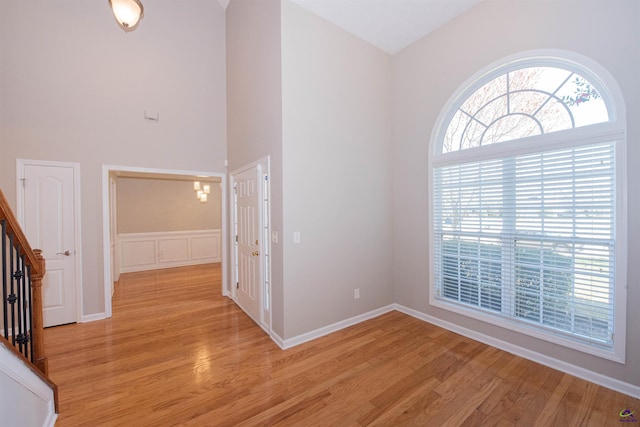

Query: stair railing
[0,188,48,375]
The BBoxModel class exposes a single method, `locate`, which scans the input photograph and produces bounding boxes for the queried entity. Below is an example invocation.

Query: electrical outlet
[354,288,360,300]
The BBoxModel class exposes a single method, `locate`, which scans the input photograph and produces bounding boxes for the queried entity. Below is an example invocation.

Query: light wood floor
[44,263,639,426]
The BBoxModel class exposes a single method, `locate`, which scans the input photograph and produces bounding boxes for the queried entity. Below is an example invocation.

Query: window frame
[428,50,627,363]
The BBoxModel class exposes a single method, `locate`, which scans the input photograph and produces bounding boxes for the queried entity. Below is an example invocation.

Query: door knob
[56,250,71,256]
[252,251,260,256]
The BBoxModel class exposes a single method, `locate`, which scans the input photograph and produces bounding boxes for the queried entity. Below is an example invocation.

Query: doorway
[101,165,227,318]
[230,157,271,332]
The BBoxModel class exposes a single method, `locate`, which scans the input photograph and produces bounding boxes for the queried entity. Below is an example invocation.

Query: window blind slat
[434,141,615,347]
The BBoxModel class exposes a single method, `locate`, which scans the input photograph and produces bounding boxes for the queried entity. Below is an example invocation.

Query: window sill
[429,295,625,364]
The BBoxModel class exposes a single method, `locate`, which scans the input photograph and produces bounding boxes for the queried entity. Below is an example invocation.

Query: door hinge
[20,178,26,187]
[236,282,239,289]
[235,235,238,243]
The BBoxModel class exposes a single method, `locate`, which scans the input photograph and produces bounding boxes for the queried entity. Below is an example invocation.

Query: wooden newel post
[31,249,48,375]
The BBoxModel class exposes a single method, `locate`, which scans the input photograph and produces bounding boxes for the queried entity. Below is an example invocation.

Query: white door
[234,166,262,322]
[19,162,78,327]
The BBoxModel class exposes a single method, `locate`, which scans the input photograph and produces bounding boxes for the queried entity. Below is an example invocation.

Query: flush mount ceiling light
[109,0,144,32]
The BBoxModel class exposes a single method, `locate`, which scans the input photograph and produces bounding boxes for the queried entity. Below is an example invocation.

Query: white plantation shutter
[433,141,616,347]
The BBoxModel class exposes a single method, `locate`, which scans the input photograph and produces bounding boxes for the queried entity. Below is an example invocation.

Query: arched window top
[442,65,611,153]
[429,52,627,360]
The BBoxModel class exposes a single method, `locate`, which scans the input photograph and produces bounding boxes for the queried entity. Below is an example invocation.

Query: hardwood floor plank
[43,264,640,426]
[364,378,443,427]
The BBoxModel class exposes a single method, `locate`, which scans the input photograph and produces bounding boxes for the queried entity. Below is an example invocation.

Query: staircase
[1,188,58,426]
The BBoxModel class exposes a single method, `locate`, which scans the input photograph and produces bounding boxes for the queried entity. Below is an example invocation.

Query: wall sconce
[194,182,210,203]
[109,0,144,32]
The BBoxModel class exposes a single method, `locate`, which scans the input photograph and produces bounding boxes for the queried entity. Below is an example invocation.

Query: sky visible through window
[442,67,609,153]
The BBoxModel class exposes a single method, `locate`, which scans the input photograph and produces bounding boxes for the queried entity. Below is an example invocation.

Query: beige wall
[281,1,394,338]
[226,0,285,335]
[0,1,227,317]
[227,0,393,339]
[116,177,221,233]
[3,0,636,389]
[392,0,640,386]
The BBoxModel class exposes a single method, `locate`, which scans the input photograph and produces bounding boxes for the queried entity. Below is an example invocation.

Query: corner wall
[392,0,640,386]
[0,1,227,317]
[281,1,394,338]
[226,0,285,335]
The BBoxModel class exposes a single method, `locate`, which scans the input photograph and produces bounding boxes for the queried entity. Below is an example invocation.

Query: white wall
[281,1,394,338]
[0,1,227,317]
[0,344,57,427]
[392,0,640,386]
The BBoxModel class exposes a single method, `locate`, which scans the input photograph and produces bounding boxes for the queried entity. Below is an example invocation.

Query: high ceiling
[220,0,482,55]
[288,0,482,54]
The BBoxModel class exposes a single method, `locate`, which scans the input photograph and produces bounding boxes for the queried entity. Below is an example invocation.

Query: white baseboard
[81,313,107,323]
[81,300,640,398]
[275,305,396,350]
[270,331,286,350]
[394,304,640,399]
[266,303,640,399]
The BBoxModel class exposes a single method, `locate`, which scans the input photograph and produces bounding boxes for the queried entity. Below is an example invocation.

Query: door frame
[101,165,227,318]
[230,156,272,333]
[16,159,84,324]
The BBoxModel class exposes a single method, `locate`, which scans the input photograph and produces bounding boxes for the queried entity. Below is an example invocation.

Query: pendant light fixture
[193,181,210,203]
[109,0,144,32]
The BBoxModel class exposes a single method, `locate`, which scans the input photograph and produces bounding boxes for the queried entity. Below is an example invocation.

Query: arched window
[443,67,609,152]
[429,52,626,361]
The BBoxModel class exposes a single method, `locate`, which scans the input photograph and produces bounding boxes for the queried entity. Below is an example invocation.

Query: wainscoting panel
[158,238,189,263]
[192,235,219,260]
[118,230,221,273]
[121,240,156,268]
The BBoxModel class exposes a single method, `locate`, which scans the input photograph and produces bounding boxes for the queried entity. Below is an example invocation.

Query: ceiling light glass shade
[194,181,201,191]
[109,0,144,32]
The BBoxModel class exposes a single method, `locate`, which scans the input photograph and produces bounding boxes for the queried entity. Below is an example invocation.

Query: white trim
[430,49,627,158]
[117,229,222,273]
[16,159,84,325]
[428,49,628,362]
[276,305,396,350]
[269,304,639,397]
[432,124,624,168]
[81,312,107,323]
[270,331,286,350]
[229,156,273,335]
[429,297,623,362]
[394,304,640,399]
[614,116,628,367]
[0,343,58,426]
[102,165,227,319]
